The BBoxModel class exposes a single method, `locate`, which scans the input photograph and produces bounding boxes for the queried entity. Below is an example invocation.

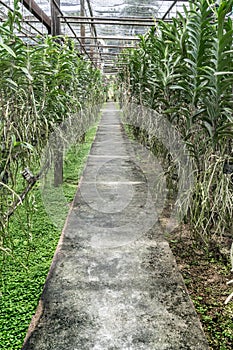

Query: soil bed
[165,224,233,350]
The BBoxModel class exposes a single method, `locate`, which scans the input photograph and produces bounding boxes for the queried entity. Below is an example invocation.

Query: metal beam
[21,0,51,33]
[60,16,156,22]
[60,20,159,26]
[82,44,136,49]
[86,1,98,37]
[8,37,135,50]
[99,52,131,56]
[17,29,140,42]
[75,36,140,41]
[51,0,61,36]
[58,16,177,22]
[51,0,95,64]
[86,0,102,59]
[0,0,43,35]
[162,0,179,20]
[80,0,85,45]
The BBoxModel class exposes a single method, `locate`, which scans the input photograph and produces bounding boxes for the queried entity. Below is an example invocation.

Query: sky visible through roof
[1,1,188,36]
[0,1,188,72]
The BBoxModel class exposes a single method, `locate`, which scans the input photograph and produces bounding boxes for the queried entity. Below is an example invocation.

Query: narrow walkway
[23,103,209,350]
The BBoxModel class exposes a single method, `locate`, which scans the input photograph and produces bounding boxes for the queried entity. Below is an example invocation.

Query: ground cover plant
[0,2,105,348]
[0,125,99,350]
[168,225,233,350]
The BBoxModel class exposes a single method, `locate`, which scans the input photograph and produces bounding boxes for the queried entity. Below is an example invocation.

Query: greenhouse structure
[0,1,232,349]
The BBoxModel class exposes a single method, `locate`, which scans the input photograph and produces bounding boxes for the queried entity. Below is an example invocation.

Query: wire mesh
[0,1,190,72]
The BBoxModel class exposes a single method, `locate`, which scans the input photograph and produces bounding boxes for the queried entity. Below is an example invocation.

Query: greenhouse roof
[0,1,197,73]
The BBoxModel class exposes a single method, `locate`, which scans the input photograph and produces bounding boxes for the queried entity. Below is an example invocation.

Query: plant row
[0,2,105,259]
[118,0,233,246]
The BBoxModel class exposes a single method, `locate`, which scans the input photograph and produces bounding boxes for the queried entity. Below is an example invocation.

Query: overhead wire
[162,0,179,20]
[84,1,103,66]
[51,0,96,67]
[0,0,43,36]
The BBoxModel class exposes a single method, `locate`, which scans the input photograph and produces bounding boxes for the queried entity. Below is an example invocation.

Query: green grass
[192,296,233,350]
[0,124,98,350]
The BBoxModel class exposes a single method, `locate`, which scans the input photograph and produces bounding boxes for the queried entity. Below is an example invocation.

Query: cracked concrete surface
[22,103,209,350]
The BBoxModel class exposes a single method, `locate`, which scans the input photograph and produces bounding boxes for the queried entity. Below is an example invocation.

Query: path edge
[21,106,104,349]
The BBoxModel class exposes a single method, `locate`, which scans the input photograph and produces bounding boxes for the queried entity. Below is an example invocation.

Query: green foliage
[0,125,97,350]
[118,0,233,242]
[192,296,233,349]
[0,8,105,257]
[63,126,99,203]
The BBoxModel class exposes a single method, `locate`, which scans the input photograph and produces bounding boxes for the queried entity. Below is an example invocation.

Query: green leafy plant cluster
[0,126,98,350]
[0,1,105,257]
[193,295,233,349]
[118,0,233,245]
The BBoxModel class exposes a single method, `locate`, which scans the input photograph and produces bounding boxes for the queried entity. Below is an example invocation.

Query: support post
[80,0,85,47]
[51,0,61,37]
[22,0,51,33]
[51,0,63,187]
[54,141,63,187]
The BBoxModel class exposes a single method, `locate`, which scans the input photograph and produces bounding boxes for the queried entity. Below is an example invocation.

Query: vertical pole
[90,26,94,61]
[80,0,86,142]
[51,0,63,187]
[80,0,85,47]
[51,0,61,36]
[54,135,63,188]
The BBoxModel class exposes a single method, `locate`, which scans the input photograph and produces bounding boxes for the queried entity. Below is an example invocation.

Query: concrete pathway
[23,103,209,350]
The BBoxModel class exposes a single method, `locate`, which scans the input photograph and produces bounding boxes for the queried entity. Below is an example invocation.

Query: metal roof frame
[0,0,189,73]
